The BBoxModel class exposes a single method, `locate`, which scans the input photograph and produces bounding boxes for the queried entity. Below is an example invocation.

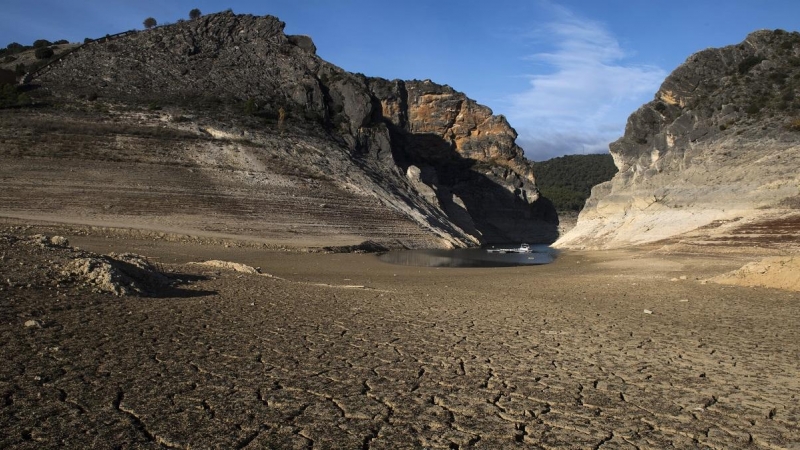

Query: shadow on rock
[382,129,559,245]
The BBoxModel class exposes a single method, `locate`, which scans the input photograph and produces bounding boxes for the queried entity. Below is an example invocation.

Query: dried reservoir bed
[1,229,799,449]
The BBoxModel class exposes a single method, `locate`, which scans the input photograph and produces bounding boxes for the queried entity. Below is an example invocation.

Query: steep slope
[557,29,800,250]
[0,11,556,248]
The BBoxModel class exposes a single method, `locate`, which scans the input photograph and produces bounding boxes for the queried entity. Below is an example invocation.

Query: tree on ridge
[189,9,202,20]
[143,17,157,29]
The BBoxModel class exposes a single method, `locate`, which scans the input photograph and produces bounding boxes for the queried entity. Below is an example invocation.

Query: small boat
[486,243,532,254]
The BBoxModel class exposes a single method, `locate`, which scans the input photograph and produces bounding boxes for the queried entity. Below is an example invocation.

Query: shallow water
[377,245,556,267]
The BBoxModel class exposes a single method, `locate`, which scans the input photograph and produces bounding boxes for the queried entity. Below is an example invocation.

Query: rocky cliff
[2,11,556,248]
[557,29,800,250]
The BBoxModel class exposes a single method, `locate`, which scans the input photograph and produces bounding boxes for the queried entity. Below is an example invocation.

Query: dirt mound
[2,232,171,296]
[190,260,262,274]
[711,256,800,291]
[61,252,170,296]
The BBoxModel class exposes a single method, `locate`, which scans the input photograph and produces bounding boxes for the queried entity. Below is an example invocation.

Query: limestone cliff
[7,11,556,247]
[557,29,800,250]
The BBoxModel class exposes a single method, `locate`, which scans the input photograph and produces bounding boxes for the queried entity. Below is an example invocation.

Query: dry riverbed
[1,226,799,449]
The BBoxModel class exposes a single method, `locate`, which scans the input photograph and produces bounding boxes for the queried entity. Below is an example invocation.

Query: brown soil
[1,224,799,449]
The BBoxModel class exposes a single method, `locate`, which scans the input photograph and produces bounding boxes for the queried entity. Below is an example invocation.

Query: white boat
[486,243,532,254]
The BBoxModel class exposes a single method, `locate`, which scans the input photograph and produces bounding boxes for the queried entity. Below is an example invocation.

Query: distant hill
[534,154,617,212]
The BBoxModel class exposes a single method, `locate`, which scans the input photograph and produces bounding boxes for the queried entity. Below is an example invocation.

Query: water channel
[377,245,557,268]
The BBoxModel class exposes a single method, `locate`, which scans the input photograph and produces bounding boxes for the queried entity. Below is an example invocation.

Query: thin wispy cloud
[506,7,666,160]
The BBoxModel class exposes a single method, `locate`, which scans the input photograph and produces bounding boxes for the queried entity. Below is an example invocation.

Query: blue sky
[2,1,799,160]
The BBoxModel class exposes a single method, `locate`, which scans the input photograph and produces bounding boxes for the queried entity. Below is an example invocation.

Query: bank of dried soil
[1,228,799,448]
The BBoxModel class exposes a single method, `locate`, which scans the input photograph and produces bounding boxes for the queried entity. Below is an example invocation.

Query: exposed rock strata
[557,30,800,249]
[14,12,555,247]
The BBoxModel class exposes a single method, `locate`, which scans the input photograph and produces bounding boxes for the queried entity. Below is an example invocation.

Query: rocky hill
[557,29,800,250]
[0,12,557,248]
[533,154,617,212]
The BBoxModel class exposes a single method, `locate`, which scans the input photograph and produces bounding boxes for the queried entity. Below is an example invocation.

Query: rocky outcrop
[557,29,800,249]
[25,11,555,246]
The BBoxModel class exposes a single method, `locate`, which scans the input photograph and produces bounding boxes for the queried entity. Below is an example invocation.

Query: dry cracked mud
[1,228,799,449]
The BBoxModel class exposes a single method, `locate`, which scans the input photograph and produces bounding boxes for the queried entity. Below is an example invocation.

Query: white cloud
[506,7,666,160]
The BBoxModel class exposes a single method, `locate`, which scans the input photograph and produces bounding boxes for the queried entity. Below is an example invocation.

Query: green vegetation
[143,17,157,29]
[534,153,617,212]
[0,84,31,108]
[34,47,54,59]
[189,8,202,20]
[242,97,258,115]
[738,55,764,74]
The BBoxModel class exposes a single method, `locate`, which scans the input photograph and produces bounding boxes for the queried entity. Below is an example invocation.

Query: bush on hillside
[738,56,764,74]
[189,8,202,19]
[34,47,54,59]
[143,17,157,29]
[0,84,31,108]
[33,39,52,48]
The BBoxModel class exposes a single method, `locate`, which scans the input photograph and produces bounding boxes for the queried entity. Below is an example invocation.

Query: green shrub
[34,47,54,59]
[0,84,31,108]
[738,55,764,74]
[14,63,26,76]
[746,103,761,115]
[189,8,202,19]
[84,37,92,44]
[143,17,157,29]
[33,39,51,48]
[243,98,258,115]
[769,71,788,85]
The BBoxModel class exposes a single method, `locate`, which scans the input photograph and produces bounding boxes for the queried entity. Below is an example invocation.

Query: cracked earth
[2,233,799,449]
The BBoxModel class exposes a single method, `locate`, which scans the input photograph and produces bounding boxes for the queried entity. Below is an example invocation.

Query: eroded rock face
[367,78,553,244]
[557,30,800,249]
[30,11,556,246]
